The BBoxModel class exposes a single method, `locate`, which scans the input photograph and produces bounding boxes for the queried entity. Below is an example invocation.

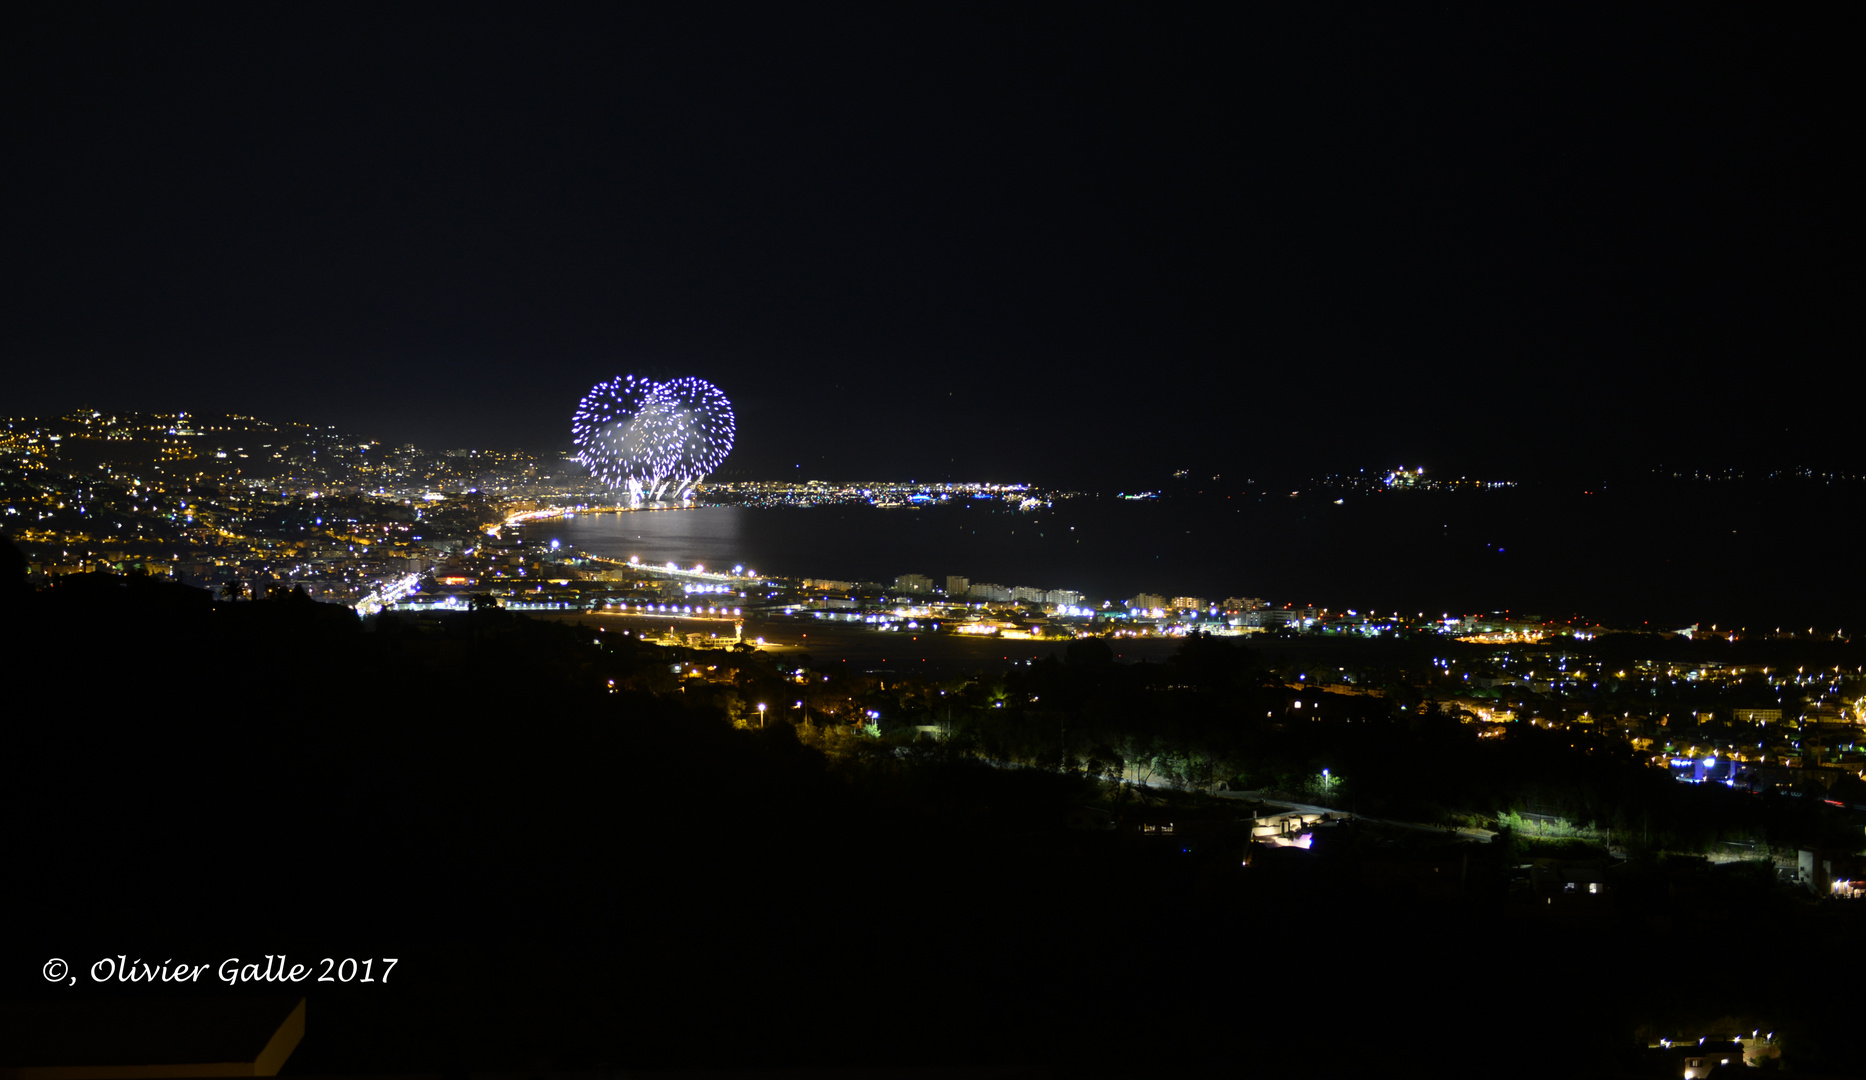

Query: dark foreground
[6,569,1865,1078]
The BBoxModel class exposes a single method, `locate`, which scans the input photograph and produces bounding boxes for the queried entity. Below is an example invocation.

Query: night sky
[5,7,1851,486]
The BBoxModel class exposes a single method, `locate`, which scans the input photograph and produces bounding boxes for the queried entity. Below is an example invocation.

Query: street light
[757,702,766,728]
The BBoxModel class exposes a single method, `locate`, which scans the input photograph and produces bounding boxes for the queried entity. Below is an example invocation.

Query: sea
[518,483,1864,632]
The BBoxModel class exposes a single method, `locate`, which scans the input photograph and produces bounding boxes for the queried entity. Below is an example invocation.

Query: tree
[0,535,27,603]
[1084,744,1125,783]
[1167,631,1254,695]
[1117,732,1167,787]
[220,579,246,601]
[1062,633,1109,661]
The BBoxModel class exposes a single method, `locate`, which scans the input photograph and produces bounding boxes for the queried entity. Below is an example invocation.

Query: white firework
[642,376,736,496]
[571,375,661,497]
[570,374,735,500]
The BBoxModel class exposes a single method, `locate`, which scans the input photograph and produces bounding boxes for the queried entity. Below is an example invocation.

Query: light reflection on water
[522,503,1086,588]
[515,490,1863,629]
[527,506,753,573]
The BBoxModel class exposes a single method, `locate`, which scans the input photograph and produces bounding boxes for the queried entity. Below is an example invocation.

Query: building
[1681,1042,1747,1078]
[1243,609,1301,629]
[1805,704,1850,725]
[1799,849,1866,897]
[1128,593,1167,612]
[893,573,933,594]
[1011,585,1046,603]
[1223,597,1264,613]
[968,582,1012,602]
[1168,596,1209,612]
[1732,708,1783,725]
[944,575,969,597]
[1044,588,1083,607]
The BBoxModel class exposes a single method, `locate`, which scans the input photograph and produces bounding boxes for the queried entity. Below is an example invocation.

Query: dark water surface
[521,485,1863,630]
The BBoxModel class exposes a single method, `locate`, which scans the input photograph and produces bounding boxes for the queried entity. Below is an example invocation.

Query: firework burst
[570,374,735,499]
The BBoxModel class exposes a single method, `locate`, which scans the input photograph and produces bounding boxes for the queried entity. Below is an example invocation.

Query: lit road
[1213,789,1497,841]
[353,572,423,615]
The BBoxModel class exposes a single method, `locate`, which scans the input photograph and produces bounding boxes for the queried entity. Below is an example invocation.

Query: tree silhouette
[0,535,26,608]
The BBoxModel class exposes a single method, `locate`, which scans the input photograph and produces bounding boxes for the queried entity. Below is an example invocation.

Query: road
[353,572,423,615]
[1208,788,1497,842]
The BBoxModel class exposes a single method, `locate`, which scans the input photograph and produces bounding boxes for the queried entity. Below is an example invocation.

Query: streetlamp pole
[757,702,766,728]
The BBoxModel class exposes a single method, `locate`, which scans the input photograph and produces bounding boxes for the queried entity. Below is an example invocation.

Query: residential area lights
[2,408,642,604]
[7,409,1862,772]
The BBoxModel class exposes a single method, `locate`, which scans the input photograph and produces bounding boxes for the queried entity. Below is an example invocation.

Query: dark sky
[4,6,1851,486]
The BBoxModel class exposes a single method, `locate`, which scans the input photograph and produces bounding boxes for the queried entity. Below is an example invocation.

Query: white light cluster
[570,374,736,500]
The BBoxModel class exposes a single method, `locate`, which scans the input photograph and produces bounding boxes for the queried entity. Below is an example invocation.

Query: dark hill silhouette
[0,535,25,601]
[5,556,1866,1078]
